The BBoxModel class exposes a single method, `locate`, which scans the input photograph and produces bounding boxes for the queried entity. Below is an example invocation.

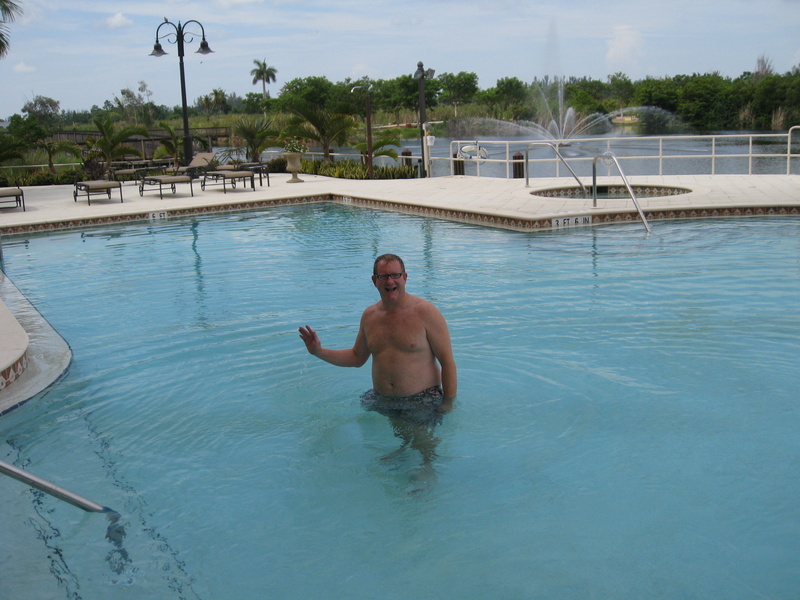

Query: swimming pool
[1,205,799,599]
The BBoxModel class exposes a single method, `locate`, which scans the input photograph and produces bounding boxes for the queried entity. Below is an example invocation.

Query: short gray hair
[373,254,405,275]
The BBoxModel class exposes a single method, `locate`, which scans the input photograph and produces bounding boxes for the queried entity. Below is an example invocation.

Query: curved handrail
[593,152,652,233]
[0,458,113,513]
[525,142,587,196]
[787,126,800,175]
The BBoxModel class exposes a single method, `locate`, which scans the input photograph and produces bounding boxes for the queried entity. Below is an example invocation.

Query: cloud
[605,25,644,74]
[13,62,36,73]
[106,12,133,29]
[217,0,265,6]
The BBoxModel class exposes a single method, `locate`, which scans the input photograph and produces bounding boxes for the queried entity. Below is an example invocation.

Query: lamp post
[351,85,374,179]
[150,19,213,166]
[413,61,435,178]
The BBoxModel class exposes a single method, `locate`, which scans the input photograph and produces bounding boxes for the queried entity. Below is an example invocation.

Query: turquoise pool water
[1,205,799,599]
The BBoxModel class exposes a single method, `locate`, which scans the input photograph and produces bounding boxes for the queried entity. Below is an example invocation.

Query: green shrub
[29,171,57,186]
[374,164,416,179]
[298,159,416,180]
[266,157,287,173]
[82,158,106,180]
[5,171,28,186]
[58,169,86,185]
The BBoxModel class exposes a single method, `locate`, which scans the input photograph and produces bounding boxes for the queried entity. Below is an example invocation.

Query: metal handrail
[1,458,128,561]
[593,152,652,233]
[0,458,114,513]
[788,126,800,175]
[525,142,587,194]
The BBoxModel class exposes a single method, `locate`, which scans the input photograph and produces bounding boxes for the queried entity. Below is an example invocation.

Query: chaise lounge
[0,187,25,211]
[73,180,123,205]
[138,175,194,199]
[201,170,255,193]
[175,152,217,177]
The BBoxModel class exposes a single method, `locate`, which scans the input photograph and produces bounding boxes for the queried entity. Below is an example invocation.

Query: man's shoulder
[409,293,437,308]
[362,301,383,318]
[408,295,444,319]
[395,294,436,314]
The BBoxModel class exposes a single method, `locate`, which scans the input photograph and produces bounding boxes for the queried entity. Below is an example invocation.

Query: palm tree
[198,94,214,119]
[153,121,210,170]
[251,59,277,99]
[85,116,149,178]
[0,132,25,164]
[35,139,82,174]
[225,116,279,163]
[0,0,22,58]
[284,98,355,164]
[350,129,401,165]
[211,88,228,114]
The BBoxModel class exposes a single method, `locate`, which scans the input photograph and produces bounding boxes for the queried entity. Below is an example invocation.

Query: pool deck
[2,172,800,412]
[1,173,800,236]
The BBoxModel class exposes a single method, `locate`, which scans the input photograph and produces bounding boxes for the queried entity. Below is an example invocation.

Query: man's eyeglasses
[374,272,405,281]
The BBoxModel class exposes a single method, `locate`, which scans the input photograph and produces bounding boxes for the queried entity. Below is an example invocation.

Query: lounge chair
[0,187,25,211]
[111,160,151,181]
[175,152,217,177]
[138,175,194,199]
[73,180,123,205]
[240,162,271,187]
[201,170,255,193]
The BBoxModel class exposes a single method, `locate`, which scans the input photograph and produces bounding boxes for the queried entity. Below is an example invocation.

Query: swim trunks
[360,385,445,427]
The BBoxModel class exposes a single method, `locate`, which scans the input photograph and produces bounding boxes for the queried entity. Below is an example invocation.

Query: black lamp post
[351,85,374,179]
[150,19,213,166]
[413,61,435,177]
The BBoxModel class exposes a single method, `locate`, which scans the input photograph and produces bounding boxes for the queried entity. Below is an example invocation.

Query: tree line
[4,55,799,135]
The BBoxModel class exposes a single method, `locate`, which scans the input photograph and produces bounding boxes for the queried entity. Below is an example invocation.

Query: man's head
[372,254,407,301]
[373,253,405,276]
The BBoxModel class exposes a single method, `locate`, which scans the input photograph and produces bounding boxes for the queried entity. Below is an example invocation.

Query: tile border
[0,196,326,236]
[332,195,800,232]
[0,352,27,392]
[531,185,692,199]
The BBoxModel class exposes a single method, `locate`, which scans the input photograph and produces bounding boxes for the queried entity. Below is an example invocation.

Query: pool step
[0,297,28,394]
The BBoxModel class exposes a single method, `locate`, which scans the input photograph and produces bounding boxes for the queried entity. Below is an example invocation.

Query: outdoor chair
[73,180,123,205]
[240,162,271,187]
[0,187,25,211]
[139,175,194,199]
[201,170,255,193]
[175,152,217,177]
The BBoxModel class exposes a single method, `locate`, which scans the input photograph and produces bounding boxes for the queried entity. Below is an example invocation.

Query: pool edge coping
[1,190,799,237]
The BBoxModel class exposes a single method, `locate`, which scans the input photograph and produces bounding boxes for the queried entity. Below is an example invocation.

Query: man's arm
[424,305,458,400]
[299,321,370,368]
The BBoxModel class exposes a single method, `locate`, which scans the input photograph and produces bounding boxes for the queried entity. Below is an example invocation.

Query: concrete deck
[1,172,800,412]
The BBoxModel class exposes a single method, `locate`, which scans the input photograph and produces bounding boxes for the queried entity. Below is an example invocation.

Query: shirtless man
[299,254,457,408]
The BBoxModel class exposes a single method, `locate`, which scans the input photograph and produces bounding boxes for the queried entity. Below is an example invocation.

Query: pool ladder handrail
[593,152,652,233]
[0,458,114,514]
[525,145,652,233]
[525,142,587,196]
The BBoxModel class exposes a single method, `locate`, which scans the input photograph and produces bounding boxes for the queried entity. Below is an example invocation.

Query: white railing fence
[4,131,800,180]
[429,131,800,179]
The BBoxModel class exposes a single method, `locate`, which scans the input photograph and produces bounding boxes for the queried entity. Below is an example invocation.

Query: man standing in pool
[298,253,457,410]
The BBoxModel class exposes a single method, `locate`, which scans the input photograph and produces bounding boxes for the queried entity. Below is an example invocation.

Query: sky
[3,0,800,120]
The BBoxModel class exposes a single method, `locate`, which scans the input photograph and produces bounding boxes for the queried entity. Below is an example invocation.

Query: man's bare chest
[364,312,428,354]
